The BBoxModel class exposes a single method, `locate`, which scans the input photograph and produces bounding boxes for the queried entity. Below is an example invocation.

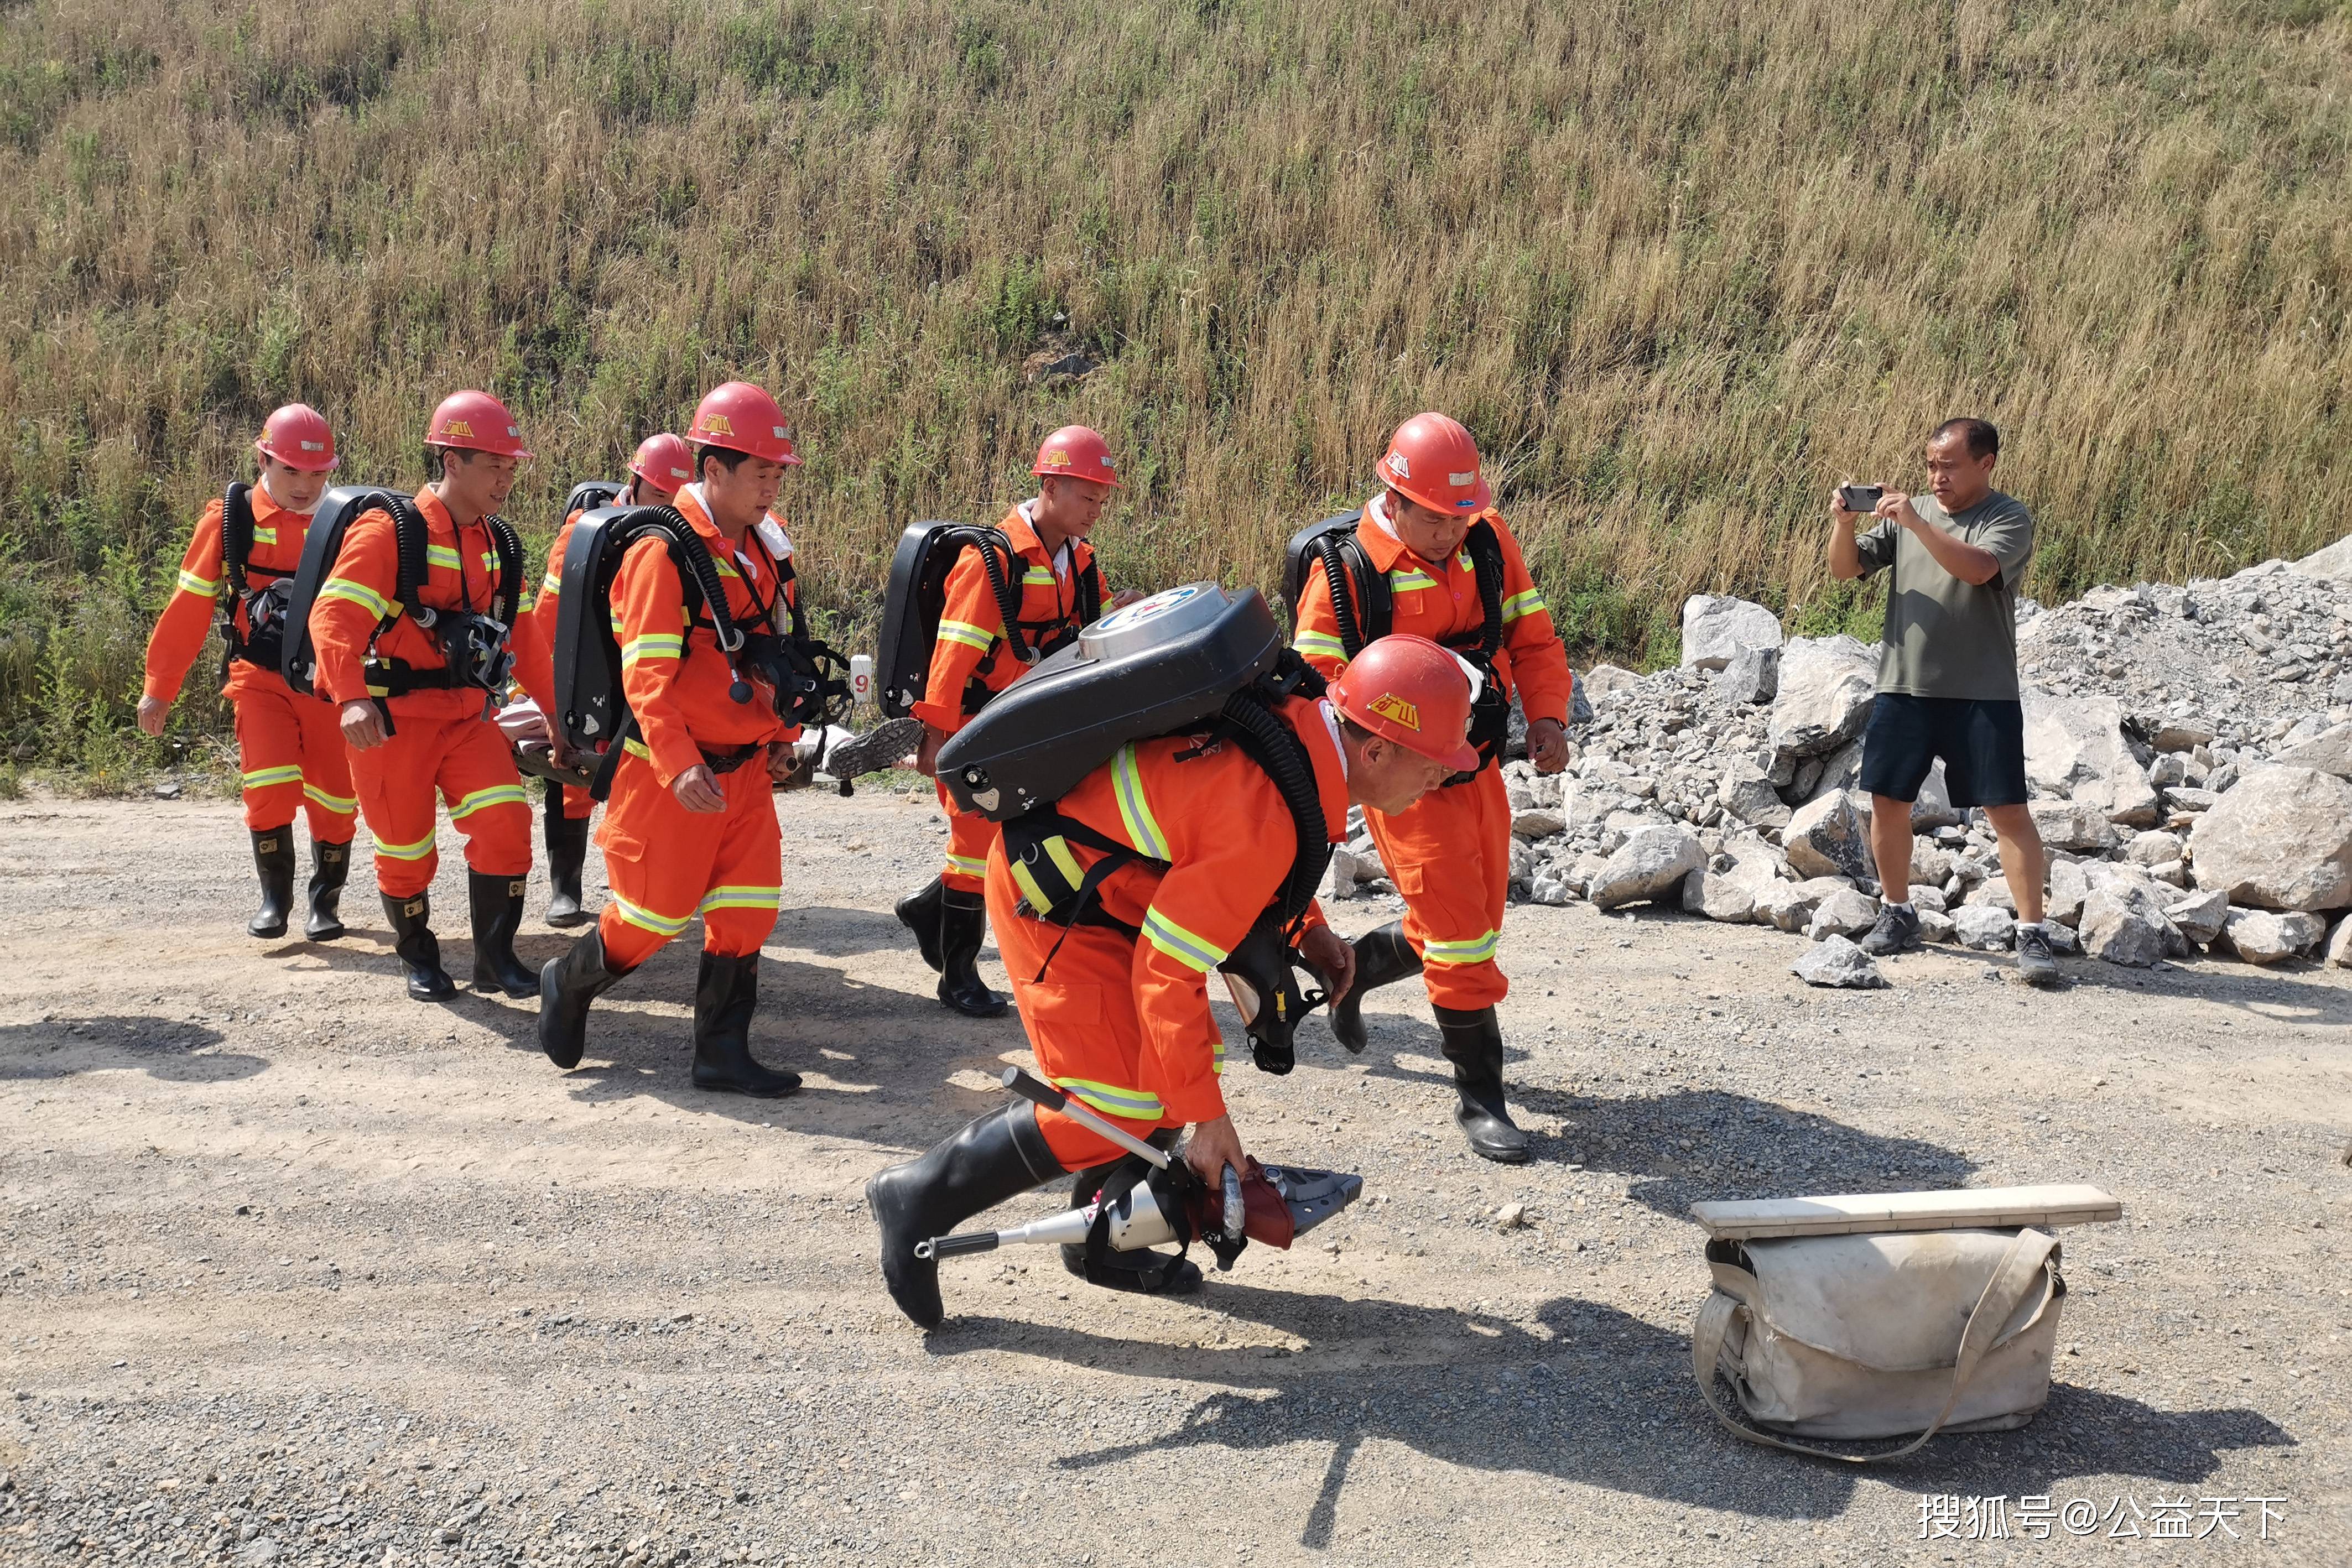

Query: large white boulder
[1680,596,1784,671]
[2270,723,2352,780]
[2188,765,2352,911]
[2079,885,2172,967]
[1951,904,2016,951]
[2219,908,2327,965]
[2164,888,2230,946]
[2292,531,2352,585]
[1589,825,1706,910]
[1783,789,1873,881]
[1581,663,1643,699]
[2021,691,2160,827]
[1767,636,1878,761]
[1791,935,1887,989]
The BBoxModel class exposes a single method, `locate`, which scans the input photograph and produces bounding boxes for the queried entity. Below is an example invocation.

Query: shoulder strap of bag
[1688,1226,2058,1465]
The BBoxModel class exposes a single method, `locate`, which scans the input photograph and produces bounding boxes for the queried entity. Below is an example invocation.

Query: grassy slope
[2,0,2348,773]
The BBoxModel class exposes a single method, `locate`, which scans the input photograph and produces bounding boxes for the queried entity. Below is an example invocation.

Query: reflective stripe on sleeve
[698,885,782,914]
[239,764,304,791]
[540,571,563,595]
[303,782,358,814]
[610,893,693,937]
[448,783,528,820]
[944,852,992,879]
[1141,907,1226,973]
[621,633,685,669]
[937,619,996,652]
[1422,929,1501,966]
[1110,745,1169,860]
[1292,630,1347,660]
[1054,1077,1166,1122]
[1501,587,1547,623]
[319,578,396,619]
[1388,569,1438,592]
[176,570,222,597]
[372,829,438,862]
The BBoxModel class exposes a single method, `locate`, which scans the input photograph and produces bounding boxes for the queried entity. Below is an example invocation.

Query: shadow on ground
[0,1017,257,1082]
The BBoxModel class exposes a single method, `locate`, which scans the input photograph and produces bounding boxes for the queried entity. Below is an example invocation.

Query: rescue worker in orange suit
[138,404,357,941]
[510,431,692,928]
[897,425,1140,1018]
[1291,413,1575,1164]
[869,634,1477,1328]
[535,382,810,1098]
[309,390,539,1002]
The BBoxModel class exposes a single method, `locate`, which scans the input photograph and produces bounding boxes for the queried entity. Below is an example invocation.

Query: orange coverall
[144,487,357,838]
[308,488,533,899]
[1292,498,1573,1009]
[592,487,795,970]
[983,695,1345,1171]
[910,504,1101,892]
[508,508,595,821]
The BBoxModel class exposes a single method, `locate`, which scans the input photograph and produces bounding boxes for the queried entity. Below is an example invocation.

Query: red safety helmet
[426,390,533,460]
[1377,411,1490,514]
[629,432,694,488]
[1032,425,1120,488]
[1328,633,1481,772]
[253,403,338,473]
[687,382,802,466]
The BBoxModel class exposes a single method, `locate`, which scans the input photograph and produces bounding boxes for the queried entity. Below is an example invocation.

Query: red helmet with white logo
[426,390,533,460]
[254,403,338,472]
[628,433,694,488]
[1376,411,1490,514]
[1329,633,1480,772]
[687,382,802,466]
[1032,425,1120,488]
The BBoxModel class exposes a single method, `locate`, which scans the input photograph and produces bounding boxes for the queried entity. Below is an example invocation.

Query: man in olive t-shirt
[1827,417,2057,985]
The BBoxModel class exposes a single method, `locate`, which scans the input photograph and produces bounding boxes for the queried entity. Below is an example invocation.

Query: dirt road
[3,789,2347,1566]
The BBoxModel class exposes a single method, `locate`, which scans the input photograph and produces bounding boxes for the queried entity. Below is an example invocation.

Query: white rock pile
[1335,539,2352,978]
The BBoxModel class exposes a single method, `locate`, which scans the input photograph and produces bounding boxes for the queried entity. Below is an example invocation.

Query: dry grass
[3,0,2349,757]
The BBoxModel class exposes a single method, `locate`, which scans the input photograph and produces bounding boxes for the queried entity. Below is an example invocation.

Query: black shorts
[1856,694,2027,809]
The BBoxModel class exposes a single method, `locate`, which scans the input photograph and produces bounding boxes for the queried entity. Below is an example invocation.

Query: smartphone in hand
[1837,483,1885,514]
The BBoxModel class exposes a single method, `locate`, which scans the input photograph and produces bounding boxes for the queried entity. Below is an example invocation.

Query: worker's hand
[1185,1114,1246,1189]
[1527,717,1570,773]
[671,763,726,813]
[340,700,388,751]
[135,696,169,737]
[505,709,550,748]
[1876,490,1922,531]
[1297,923,1356,1008]
[1109,587,1145,611]
[1828,481,1859,523]
[913,723,949,778]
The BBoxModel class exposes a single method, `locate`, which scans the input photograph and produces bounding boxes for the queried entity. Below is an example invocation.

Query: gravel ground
[2,785,2347,1567]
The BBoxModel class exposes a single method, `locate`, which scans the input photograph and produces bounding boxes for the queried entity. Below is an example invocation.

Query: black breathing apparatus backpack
[936,582,1337,1074]
[549,504,853,801]
[217,481,295,678]
[279,485,525,729]
[1280,509,1512,778]
[874,520,1105,721]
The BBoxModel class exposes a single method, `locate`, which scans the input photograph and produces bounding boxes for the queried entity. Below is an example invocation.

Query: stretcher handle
[913,1231,1000,1262]
[998,1067,1170,1170]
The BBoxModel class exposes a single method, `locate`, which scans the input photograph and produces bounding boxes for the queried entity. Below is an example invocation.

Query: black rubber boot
[538,927,630,1070]
[936,888,1009,1018]
[247,827,297,939]
[383,892,457,1002]
[1328,921,1422,1054]
[690,952,801,1098]
[867,1102,1063,1329]
[543,794,592,929]
[1434,1004,1530,1164]
[895,876,947,973]
[468,871,539,997]
[1058,1133,1203,1297]
[304,838,351,941]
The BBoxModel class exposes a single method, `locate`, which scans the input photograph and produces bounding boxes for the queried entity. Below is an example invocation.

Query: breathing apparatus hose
[486,515,525,628]
[1216,682,1333,929]
[1315,533,1366,658]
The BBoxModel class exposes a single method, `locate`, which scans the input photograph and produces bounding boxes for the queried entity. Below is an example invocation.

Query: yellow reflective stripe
[320,578,396,618]
[698,885,781,914]
[1142,908,1225,973]
[621,633,685,668]
[1422,930,1501,966]
[448,783,528,820]
[1055,1077,1165,1121]
[1110,745,1168,860]
[1501,587,1547,623]
[1042,835,1086,889]
[1211,1037,1225,1075]
[424,544,460,570]
[1021,568,1058,587]
[249,526,278,546]
[239,764,304,789]
[372,829,437,861]
[1292,631,1347,659]
[540,572,563,595]
[1389,569,1438,592]
[623,738,653,760]
[303,782,358,813]
[176,569,222,596]
[937,619,996,652]
[1008,856,1054,914]
[944,852,992,878]
[711,558,742,580]
[610,892,693,936]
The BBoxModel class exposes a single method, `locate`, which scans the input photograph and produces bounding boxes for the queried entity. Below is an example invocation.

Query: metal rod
[998,1067,1170,1169]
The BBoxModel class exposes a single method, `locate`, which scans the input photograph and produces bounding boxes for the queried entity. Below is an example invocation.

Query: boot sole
[305,924,346,942]
[937,987,1009,1019]
[248,920,289,939]
[693,1072,803,1098]
[407,981,459,1002]
[475,976,541,999]
[545,910,592,929]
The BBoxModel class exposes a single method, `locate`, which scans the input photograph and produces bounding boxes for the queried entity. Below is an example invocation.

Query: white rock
[1918,909,1958,944]
[2022,691,2161,826]
[1581,663,1643,698]
[1716,765,1792,830]
[1766,636,1877,761]
[2151,720,2216,753]
[2292,531,2352,584]
[1318,846,1380,902]
[1951,904,2016,951]
[1909,885,1950,915]
[1907,760,1965,830]
[2148,859,2189,888]
[1908,838,1955,889]
[2219,907,2327,965]
[2124,829,2184,866]
[1754,880,1825,933]
[1588,826,1706,910]
[1790,935,1888,989]
[2079,887,2171,966]
[1682,869,1757,923]
[2188,765,2352,911]
[1511,808,1567,840]
[1716,645,1781,705]
[1680,595,1784,671]
[2270,722,2352,779]
[2164,888,2230,945]
[1807,888,1881,940]
[1783,789,1872,881]
[2026,798,2115,853]
[2046,858,2091,927]
[2324,914,2352,968]
[1963,878,2017,914]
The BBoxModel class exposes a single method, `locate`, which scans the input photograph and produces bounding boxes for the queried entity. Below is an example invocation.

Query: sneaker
[820,716,923,781]
[2015,924,2062,987]
[1858,903,1921,957]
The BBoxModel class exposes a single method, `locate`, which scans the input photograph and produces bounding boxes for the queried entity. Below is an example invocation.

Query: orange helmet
[1377,411,1490,514]
[628,432,693,488]
[687,382,802,466]
[1329,633,1480,772]
[254,403,337,472]
[426,390,532,460]
[1032,425,1120,488]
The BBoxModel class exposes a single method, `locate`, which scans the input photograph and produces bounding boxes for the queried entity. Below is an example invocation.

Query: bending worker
[1291,413,1574,1163]
[139,404,356,942]
[897,426,1130,1019]
[308,391,539,1002]
[869,634,1477,1329]
[535,382,809,1099]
